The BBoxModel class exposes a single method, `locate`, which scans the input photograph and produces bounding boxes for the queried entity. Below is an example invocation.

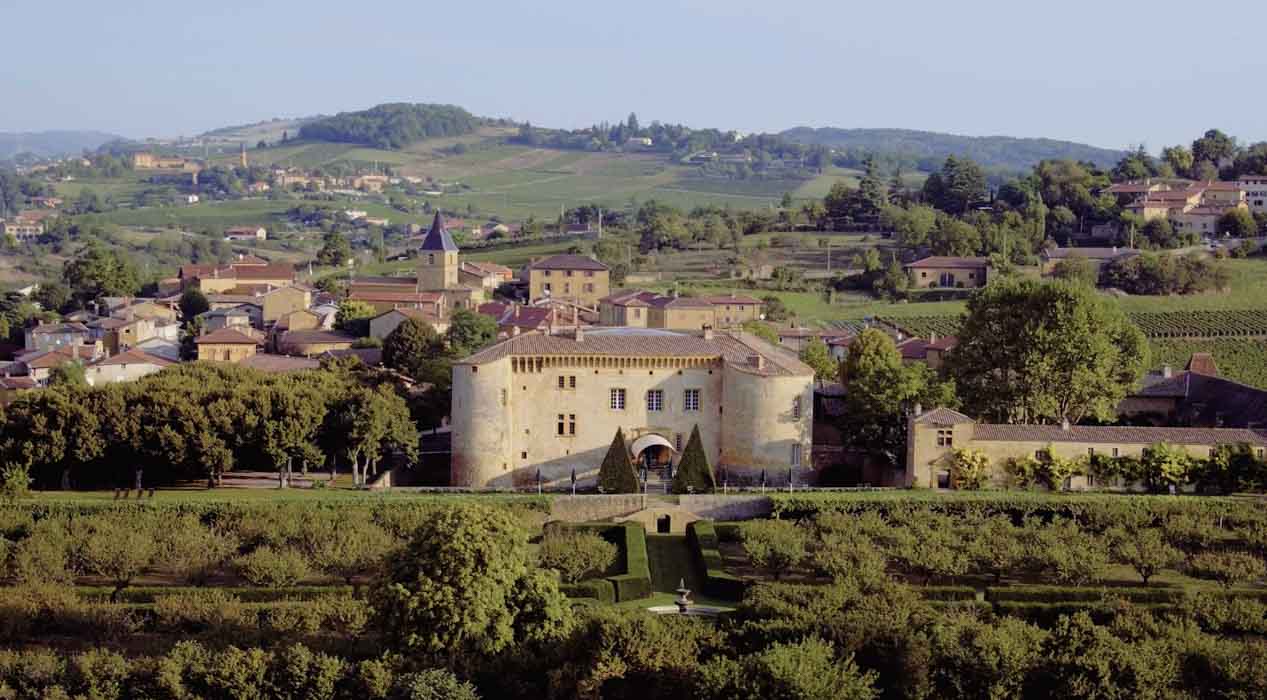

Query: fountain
[674,578,692,614]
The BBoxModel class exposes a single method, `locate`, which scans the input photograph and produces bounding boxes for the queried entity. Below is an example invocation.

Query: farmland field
[1149,339,1267,389]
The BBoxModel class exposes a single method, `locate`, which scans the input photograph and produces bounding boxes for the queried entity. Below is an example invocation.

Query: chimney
[549,307,557,334]
[1162,364,1172,378]
[929,331,937,344]
[512,325,521,337]
[703,328,714,341]
[913,403,923,417]
[1061,418,1071,432]
[513,305,520,319]
[575,326,585,342]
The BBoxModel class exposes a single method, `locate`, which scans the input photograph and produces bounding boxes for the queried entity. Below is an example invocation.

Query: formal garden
[1,490,1266,697]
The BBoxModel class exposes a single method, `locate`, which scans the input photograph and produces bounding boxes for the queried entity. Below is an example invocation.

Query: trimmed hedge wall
[687,520,748,601]
[559,579,617,605]
[985,585,1267,605]
[915,585,978,602]
[555,521,652,603]
[75,586,355,604]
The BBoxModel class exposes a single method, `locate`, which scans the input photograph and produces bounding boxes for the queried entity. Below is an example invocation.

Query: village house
[904,256,990,289]
[132,152,188,170]
[773,328,854,353]
[24,322,92,353]
[477,302,554,339]
[179,258,296,294]
[1238,175,1267,212]
[276,329,356,357]
[459,261,513,291]
[599,290,763,330]
[450,327,814,488]
[369,307,448,341]
[275,309,323,333]
[224,226,267,241]
[2,213,47,242]
[84,348,173,386]
[259,285,311,326]
[524,254,610,309]
[198,307,255,333]
[905,407,1267,490]
[1119,354,1267,429]
[194,327,262,362]
[16,344,102,384]
[239,354,322,374]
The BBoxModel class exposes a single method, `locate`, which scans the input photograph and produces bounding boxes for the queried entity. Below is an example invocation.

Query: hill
[199,117,319,145]
[297,103,483,150]
[0,130,124,160]
[779,127,1125,172]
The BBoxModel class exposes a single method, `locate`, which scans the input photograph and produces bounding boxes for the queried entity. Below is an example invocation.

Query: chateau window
[684,389,700,412]
[564,283,571,293]
[558,376,566,389]
[569,375,576,389]
[569,414,576,435]
[610,388,626,410]
[566,270,573,277]
[634,309,641,319]
[584,283,594,293]
[544,270,552,277]
[585,271,594,277]
[1112,448,1120,457]
[543,283,552,292]
[791,445,801,467]
[646,390,663,412]
[792,397,802,420]
[557,414,566,436]
[936,429,953,447]
[675,433,683,451]
[428,254,435,265]
[500,389,507,406]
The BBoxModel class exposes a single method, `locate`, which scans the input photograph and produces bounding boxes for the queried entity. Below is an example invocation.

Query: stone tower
[418,211,459,290]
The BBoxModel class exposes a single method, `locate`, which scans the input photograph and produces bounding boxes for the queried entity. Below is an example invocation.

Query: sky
[2,0,1264,150]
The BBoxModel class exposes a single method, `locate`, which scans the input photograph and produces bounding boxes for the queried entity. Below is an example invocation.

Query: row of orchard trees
[948,442,1267,494]
[0,362,417,490]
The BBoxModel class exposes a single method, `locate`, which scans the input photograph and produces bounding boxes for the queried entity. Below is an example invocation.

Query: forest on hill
[0,130,123,161]
[781,127,1126,173]
[297,103,484,149]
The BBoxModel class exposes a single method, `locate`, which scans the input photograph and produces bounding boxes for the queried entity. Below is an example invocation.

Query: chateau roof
[913,407,974,425]
[90,347,173,368]
[972,423,1267,447]
[419,212,459,252]
[457,328,812,377]
[239,354,321,373]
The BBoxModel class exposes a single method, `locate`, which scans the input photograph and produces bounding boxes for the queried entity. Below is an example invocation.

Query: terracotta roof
[90,348,173,368]
[1187,353,1218,376]
[904,256,990,270]
[206,294,262,306]
[279,330,356,346]
[478,302,552,330]
[526,254,609,272]
[973,423,1267,447]
[648,296,713,309]
[458,328,812,377]
[22,346,95,369]
[195,328,261,345]
[897,337,930,360]
[348,291,444,304]
[419,212,459,252]
[239,354,321,373]
[0,376,37,390]
[1203,181,1243,191]
[914,407,974,425]
[234,264,296,281]
[1105,182,1156,193]
[927,335,959,351]
[702,295,763,305]
[30,322,90,335]
[600,289,658,306]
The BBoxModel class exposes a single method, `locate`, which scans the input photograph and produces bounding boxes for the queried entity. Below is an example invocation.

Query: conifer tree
[672,425,715,494]
[598,428,639,493]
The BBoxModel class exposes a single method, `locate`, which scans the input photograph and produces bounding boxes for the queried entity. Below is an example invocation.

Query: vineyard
[830,309,1267,341]
[1149,339,1267,389]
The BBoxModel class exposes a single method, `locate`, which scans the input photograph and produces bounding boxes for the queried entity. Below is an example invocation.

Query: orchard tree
[948,278,1147,424]
[1109,528,1181,585]
[741,520,807,581]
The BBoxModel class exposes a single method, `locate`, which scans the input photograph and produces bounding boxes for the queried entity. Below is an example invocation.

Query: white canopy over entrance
[629,434,677,456]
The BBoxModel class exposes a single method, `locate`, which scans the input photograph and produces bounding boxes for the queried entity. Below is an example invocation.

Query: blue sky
[2,0,1263,150]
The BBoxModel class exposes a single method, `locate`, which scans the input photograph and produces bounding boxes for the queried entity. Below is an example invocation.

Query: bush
[741,520,808,581]
[7,519,74,585]
[1185,552,1267,588]
[538,530,618,583]
[153,589,251,636]
[949,448,991,490]
[156,514,238,585]
[558,579,616,605]
[234,546,312,588]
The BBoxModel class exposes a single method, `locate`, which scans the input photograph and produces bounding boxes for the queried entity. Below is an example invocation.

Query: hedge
[75,585,354,604]
[915,585,978,602]
[555,521,652,603]
[986,585,1267,605]
[559,579,616,605]
[687,520,748,601]
[609,522,652,602]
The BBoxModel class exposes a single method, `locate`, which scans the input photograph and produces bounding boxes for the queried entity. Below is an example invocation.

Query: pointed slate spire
[420,211,459,252]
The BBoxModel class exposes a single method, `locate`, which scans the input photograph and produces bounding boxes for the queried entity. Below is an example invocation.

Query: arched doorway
[629,433,678,484]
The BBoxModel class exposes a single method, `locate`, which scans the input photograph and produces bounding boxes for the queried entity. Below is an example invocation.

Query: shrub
[949,448,991,490]
[1185,552,1267,588]
[7,519,74,585]
[538,530,617,583]
[741,520,808,581]
[559,579,617,604]
[597,428,639,494]
[234,546,312,588]
[672,425,716,494]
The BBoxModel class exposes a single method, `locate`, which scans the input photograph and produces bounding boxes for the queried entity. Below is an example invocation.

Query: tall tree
[1161,145,1194,178]
[383,317,446,381]
[445,309,498,358]
[178,288,209,326]
[923,156,988,214]
[837,329,955,468]
[1191,129,1238,173]
[947,278,1147,424]
[62,242,140,307]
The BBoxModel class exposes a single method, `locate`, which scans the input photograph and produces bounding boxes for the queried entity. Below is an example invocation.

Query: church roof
[419,212,459,252]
